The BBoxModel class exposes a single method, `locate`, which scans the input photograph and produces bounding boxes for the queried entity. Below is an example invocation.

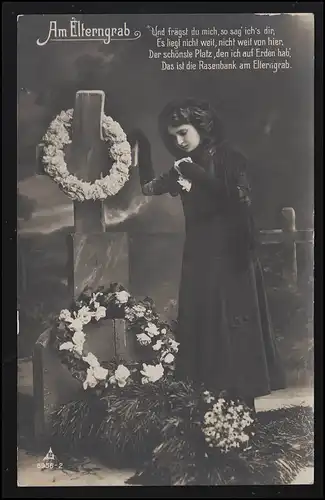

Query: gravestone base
[33,319,136,443]
[68,232,129,298]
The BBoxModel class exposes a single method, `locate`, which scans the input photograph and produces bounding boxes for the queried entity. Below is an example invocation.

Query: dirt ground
[17,447,314,487]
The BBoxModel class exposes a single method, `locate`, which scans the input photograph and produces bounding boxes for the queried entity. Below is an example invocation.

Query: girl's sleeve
[135,129,179,197]
[176,160,229,205]
[231,156,259,252]
[142,172,179,196]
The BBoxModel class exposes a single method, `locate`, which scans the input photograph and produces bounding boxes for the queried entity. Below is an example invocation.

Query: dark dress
[141,140,286,400]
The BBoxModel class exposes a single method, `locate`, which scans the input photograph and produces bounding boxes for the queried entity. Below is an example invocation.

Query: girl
[138,99,286,411]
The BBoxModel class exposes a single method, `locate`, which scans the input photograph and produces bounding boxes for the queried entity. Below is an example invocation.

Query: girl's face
[167,124,201,153]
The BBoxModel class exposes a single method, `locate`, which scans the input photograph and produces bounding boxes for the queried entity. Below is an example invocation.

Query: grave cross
[33,90,141,442]
[258,207,314,290]
[36,90,139,359]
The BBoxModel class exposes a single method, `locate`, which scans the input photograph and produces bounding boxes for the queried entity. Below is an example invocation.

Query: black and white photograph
[16,11,315,487]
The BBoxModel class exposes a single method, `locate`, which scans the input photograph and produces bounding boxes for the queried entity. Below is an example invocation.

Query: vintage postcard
[17,11,315,487]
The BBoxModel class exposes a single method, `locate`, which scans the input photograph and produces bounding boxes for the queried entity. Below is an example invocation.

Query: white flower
[59,341,74,352]
[89,292,103,305]
[144,309,153,320]
[115,291,130,304]
[152,339,163,351]
[44,144,57,156]
[161,328,167,335]
[77,306,93,325]
[240,434,249,443]
[109,375,117,386]
[72,330,85,346]
[140,363,164,383]
[59,309,72,322]
[83,368,98,390]
[136,333,152,346]
[204,411,215,424]
[203,390,215,404]
[213,403,223,414]
[82,352,100,367]
[73,344,83,356]
[177,176,192,192]
[125,307,135,321]
[93,365,108,381]
[133,304,146,318]
[67,318,84,332]
[162,353,175,364]
[115,364,131,381]
[71,331,85,355]
[145,322,160,337]
[174,159,192,192]
[109,364,130,388]
[93,306,106,321]
[113,378,128,388]
[169,339,180,353]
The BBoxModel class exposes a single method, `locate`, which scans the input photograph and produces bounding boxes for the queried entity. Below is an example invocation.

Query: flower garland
[41,110,132,201]
[52,283,179,393]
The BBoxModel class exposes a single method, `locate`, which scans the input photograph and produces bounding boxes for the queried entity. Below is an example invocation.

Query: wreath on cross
[41,110,132,202]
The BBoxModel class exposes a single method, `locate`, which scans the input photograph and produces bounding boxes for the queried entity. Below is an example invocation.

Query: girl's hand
[175,159,205,180]
[174,157,192,174]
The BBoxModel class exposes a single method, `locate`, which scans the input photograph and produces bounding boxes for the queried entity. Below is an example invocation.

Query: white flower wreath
[41,109,132,201]
[54,285,180,392]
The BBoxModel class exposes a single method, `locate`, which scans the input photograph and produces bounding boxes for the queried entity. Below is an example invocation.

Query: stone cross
[37,90,137,300]
[33,91,139,442]
[259,207,314,290]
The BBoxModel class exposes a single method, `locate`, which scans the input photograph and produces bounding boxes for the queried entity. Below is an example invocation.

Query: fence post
[281,207,298,291]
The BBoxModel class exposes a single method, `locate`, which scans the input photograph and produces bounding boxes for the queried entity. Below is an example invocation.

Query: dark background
[17,13,314,384]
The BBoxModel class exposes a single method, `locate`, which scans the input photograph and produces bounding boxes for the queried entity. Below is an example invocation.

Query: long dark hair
[158,98,224,159]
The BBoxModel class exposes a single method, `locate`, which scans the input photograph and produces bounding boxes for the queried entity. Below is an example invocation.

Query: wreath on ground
[41,110,132,201]
[50,283,314,486]
[52,283,179,392]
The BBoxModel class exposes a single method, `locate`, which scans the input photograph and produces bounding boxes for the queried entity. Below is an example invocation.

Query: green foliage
[50,380,314,485]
